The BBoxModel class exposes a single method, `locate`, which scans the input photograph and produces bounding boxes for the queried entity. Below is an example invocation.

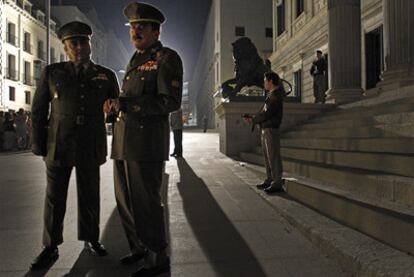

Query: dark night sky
[50,0,212,81]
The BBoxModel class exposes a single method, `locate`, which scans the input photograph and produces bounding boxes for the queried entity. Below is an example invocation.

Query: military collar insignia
[137,60,158,71]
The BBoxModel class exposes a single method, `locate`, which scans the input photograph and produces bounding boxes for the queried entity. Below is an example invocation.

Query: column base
[326,88,364,104]
[377,67,414,92]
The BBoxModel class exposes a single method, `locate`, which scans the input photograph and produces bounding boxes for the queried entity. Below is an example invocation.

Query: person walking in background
[170,108,183,158]
[111,2,183,276]
[202,115,208,133]
[2,112,17,151]
[310,50,327,103]
[30,21,119,270]
[244,72,285,194]
[15,108,28,150]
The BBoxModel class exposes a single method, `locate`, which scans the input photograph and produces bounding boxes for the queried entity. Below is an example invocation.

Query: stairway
[240,94,414,255]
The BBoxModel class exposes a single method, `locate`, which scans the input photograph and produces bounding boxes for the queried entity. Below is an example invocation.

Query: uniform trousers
[261,128,283,185]
[313,74,326,103]
[114,160,167,253]
[43,164,100,247]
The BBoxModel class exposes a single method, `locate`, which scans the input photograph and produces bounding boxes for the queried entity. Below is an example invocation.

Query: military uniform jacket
[111,41,183,161]
[31,61,119,167]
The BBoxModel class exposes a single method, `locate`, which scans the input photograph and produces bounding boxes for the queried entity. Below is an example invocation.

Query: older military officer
[111,2,183,276]
[30,21,119,270]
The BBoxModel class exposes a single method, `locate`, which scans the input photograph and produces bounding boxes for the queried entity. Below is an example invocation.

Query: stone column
[379,0,414,88]
[326,0,363,104]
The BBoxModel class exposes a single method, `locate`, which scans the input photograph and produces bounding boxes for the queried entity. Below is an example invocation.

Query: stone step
[244,163,414,276]
[242,147,414,177]
[282,159,414,207]
[239,155,414,256]
[282,122,414,138]
[279,138,414,154]
[240,151,265,166]
[310,101,414,123]
[283,175,414,255]
[281,147,414,177]
[295,111,414,131]
[341,84,414,109]
[241,151,414,207]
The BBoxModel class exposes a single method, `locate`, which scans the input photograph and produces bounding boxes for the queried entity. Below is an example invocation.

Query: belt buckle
[76,115,85,125]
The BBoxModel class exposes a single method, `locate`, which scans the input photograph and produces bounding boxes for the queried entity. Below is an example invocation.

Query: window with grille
[9,87,16,101]
[235,26,245,37]
[296,0,304,17]
[23,32,31,53]
[25,91,31,104]
[7,22,17,46]
[293,69,302,98]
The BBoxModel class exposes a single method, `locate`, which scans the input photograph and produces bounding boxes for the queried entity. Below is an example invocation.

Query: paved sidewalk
[0,131,346,276]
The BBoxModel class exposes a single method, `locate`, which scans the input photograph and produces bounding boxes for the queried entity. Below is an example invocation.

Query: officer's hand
[111,99,120,112]
[103,99,111,113]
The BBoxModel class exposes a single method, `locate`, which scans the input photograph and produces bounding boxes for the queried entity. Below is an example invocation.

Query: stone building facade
[1,0,64,112]
[269,0,413,103]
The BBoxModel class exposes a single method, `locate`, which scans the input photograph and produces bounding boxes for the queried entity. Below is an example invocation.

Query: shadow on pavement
[176,158,267,276]
[23,172,171,277]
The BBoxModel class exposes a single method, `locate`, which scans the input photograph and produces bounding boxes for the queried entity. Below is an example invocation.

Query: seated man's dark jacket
[252,89,284,129]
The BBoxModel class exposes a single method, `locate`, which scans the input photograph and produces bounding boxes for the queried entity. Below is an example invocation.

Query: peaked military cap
[124,2,165,24]
[57,21,92,42]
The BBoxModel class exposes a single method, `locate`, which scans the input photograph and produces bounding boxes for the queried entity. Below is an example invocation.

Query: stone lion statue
[221,37,270,99]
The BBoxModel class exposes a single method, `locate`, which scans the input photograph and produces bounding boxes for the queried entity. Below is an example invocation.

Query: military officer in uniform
[30,21,120,270]
[111,2,183,276]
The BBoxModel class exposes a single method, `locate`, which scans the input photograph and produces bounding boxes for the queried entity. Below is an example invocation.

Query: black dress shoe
[264,182,284,194]
[170,153,177,157]
[256,182,271,190]
[120,252,146,265]
[30,246,59,270]
[85,241,107,256]
[130,261,170,277]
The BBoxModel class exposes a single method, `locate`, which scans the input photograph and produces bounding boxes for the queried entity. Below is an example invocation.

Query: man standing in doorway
[310,50,327,103]
[30,21,119,270]
[111,2,183,276]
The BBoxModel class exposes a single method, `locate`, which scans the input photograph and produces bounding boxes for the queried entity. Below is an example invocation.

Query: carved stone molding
[276,31,289,50]
[293,12,307,34]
